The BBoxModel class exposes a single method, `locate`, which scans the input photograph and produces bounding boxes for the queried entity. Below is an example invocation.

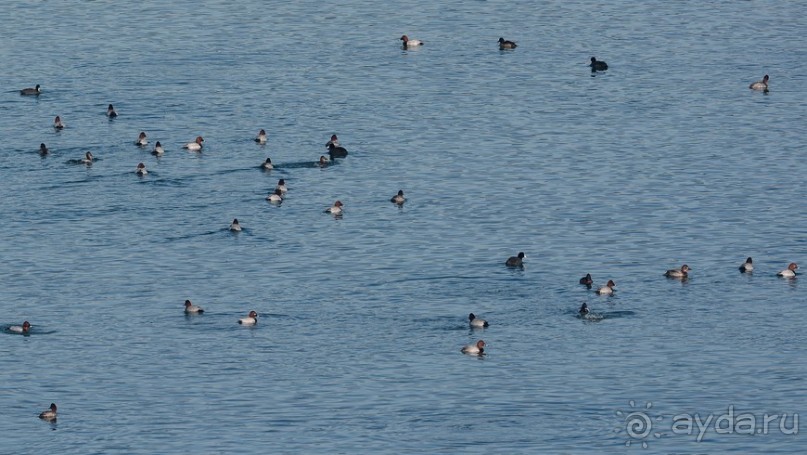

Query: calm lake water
[1,1,805,453]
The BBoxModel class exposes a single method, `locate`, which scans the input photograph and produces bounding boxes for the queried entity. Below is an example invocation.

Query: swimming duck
[39,403,57,421]
[39,143,49,155]
[777,262,798,278]
[135,132,148,146]
[461,340,486,355]
[151,141,164,156]
[275,179,287,193]
[326,134,340,147]
[9,321,31,334]
[184,136,204,151]
[261,158,273,170]
[578,302,589,316]
[20,84,41,96]
[590,56,608,71]
[318,156,329,167]
[53,116,65,129]
[325,200,344,215]
[184,300,204,314]
[238,310,258,325]
[81,151,94,165]
[595,279,616,295]
[266,188,284,203]
[107,104,117,117]
[665,264,690,279]
[498,37,517,49]
[400,35,423,49]
[255,129,267,144]
[505,252,525,267]
[135,162,147,175]
[739,257,753,273]
[579,273,593,286]
[749,75,769,91]
[327,142,348,158]
[229,218,242,232]
[390,190,405,204]
[468,313,489,328]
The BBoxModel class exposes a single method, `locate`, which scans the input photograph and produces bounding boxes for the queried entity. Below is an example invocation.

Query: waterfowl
[326,134,340,147]
[229,218,242,232]
[468,313,489,328]
[327,142,348,158]
[318,156,329,167]
[135,162,147,175]
[505,252,525,267]
[255,129,267,144]
[777,262,798,278]
[579,273,593,286]
[53,116,65,129]
[325,200,344,215]
[151,141,164,156]
[739,257,753,273]
[9,321,31,334]
[261,158,273,170]
[20,84,41,96]
[578,302,589,316]
[498,37,517,49]
[665,264,691,279]
[275,179,287,193]
[184,136,204,151]
[238,310,258,325]
[390,190,405,204]
[81,151,94,165]
[400,35,423,49]
[107,104,117,117]
[39,143,49,155]
[596,279,616,295]
[461,340,486,355]
[266,188,284,203]
[590,56,608,71]
[749,74,769,91]
[184,300,204,314]
[135,131,148,146]
[39,403,57,421]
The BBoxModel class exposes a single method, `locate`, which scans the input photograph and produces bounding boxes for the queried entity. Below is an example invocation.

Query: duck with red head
[39,403,57,421]
[9,321,31,334]
[400,35,423,49]
[325,200,344,215]
[238,311,258,325]
[665,264,690,279]
[777,262,798,278]
[596,280,616,295]
[461,340,486,355]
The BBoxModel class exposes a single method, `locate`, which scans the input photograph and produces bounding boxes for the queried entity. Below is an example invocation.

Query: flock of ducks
[575,258,798,318]
[12,34,779,421]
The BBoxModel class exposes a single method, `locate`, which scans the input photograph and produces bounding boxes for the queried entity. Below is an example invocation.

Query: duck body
[739,257,753,273]
[468,313,489,328]
[255,129,267,144]
[135,132,148,146]
[579,273,593,286]
[777,262,798,278]
[54,116,65,129]
[21,84,41,95]
[390,190,405,204]
[327,142,348,158]
[151,142,164,156]
[749,75,769,91]
[461,340,486,355]
[107,104,118,117]
[400,35,423,49]
[229,219,242,232]
[505,252,525,267]
[498,37,517,49]
[184,136,204,151]
[325,200,343,215]
[39,403,57,421]
[184,300,204,314]
[665,264,690,279]
[590,57,608,71]
[595,280,616,295]
[9,321,31,334]
[238,311,258,325]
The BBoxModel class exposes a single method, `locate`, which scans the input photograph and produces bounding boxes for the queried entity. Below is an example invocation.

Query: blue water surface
[1,1,805,453]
